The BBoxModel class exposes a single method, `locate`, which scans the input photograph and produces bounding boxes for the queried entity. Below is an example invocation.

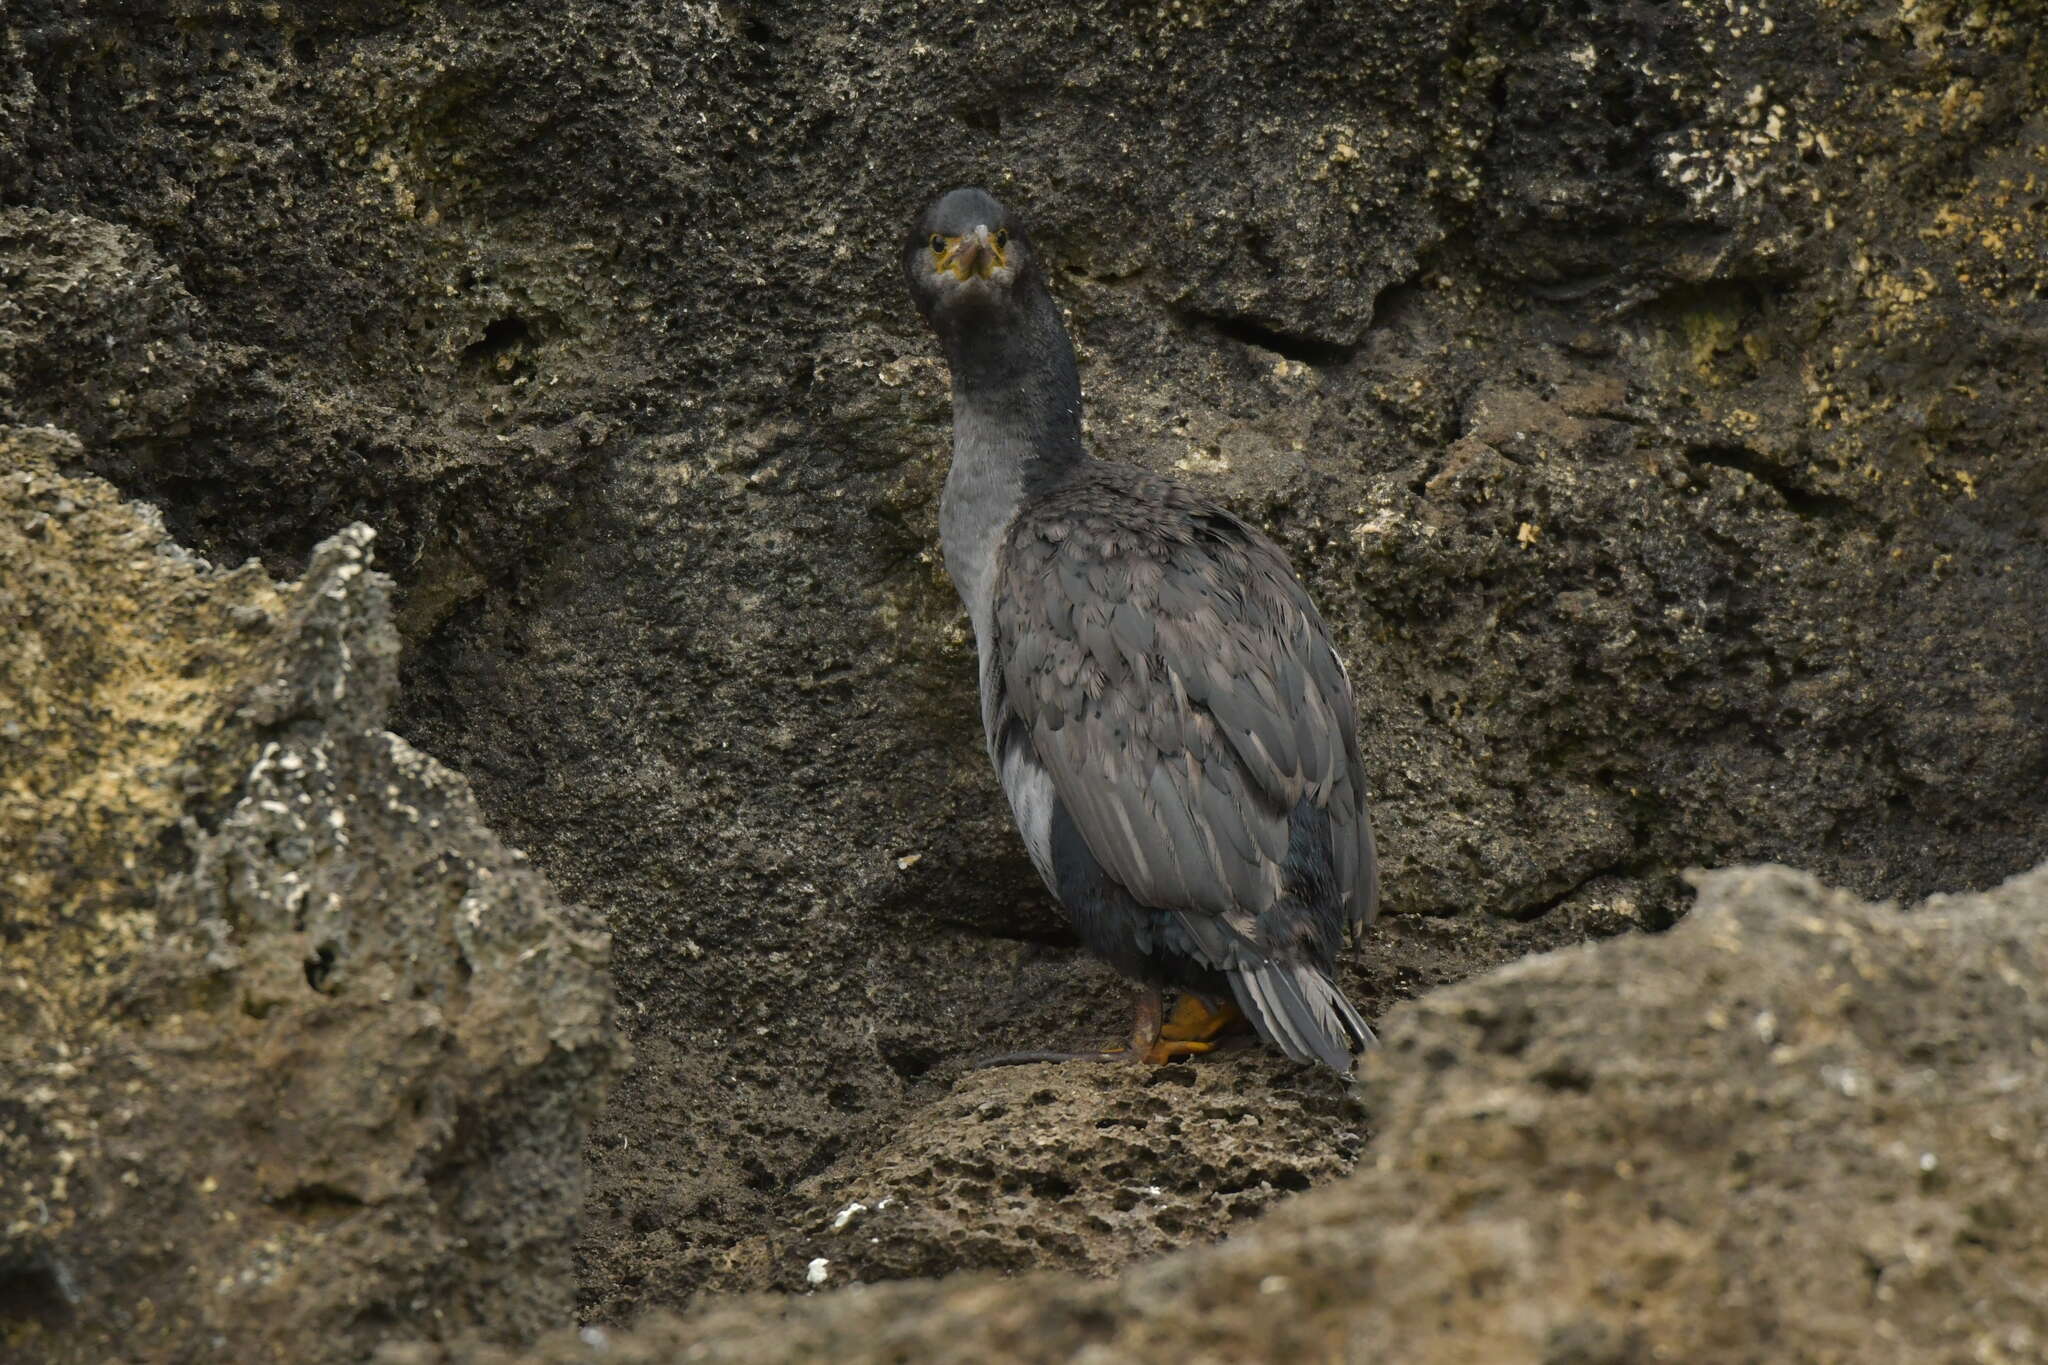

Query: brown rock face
[385,861,2048,1364]
[0,430,622,1363]
[3,0,2046,1347]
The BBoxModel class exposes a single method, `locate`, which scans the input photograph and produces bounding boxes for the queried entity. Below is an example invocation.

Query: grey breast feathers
[989,464,1377,934]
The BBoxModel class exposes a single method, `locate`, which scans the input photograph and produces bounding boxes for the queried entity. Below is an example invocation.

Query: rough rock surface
[386,860,2048,1364]
[5,0,2046,1332]
[0,429,621,1363]
[737,1055,1366,1294]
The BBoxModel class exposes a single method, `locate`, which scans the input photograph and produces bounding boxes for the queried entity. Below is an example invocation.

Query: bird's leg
[1133,987,1223,1065]
[1158,992,1246,1044]
[968,988,1216,1069]
[1125,986,1163,1052]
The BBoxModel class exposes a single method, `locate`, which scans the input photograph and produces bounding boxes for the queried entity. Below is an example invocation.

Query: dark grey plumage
[905,187,1378,1074]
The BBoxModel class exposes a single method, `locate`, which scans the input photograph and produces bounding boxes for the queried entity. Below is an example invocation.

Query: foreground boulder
[0,427,622,1363]
[390,860,2047,1363]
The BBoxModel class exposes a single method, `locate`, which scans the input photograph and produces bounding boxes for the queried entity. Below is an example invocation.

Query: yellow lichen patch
[1679,301,1746,378]
[1912,132,2048,311]
[0,427,287,1035]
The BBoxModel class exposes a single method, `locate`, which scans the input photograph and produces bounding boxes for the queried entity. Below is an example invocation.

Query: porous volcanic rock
[0,428,622,1364]
[384,860,2048,1364]
[6,0,2046,1325]
[739,1054,1366,1294]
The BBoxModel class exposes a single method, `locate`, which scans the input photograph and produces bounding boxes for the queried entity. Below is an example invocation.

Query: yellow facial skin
[929,225,1011,281]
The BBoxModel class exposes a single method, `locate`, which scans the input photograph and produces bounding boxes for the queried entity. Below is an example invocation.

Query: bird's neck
[942,287,1084,478]
[937,287,1085,649]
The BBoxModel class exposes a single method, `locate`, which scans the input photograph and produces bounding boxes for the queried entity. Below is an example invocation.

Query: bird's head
[904,187,1035,335]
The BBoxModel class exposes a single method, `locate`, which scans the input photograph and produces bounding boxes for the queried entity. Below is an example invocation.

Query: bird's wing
[992,488,1377,935]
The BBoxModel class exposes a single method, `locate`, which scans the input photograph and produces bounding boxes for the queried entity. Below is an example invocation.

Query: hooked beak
[939,224,1004,281]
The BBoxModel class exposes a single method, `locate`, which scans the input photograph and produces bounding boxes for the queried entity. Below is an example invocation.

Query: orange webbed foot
[967,990,1241,1070]
[1158,993,1246,1044]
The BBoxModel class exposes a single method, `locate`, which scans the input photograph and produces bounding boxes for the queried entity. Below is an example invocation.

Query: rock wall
[386,859,2048,1364]
[0,429,621,1363]
[4,0,2045,1341]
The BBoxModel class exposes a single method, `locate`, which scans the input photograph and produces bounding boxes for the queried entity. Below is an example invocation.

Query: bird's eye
[994,229,1010,249]
[929,234,946,255]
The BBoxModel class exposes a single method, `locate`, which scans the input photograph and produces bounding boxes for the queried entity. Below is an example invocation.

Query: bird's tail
[1228,961,1377,1075]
